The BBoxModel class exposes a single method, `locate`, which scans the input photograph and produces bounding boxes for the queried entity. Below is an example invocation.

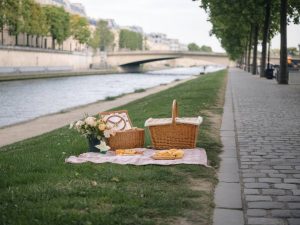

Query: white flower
[103,129,116,138]
[85,117,97,127]
[75,120,85,128]
[95,141,111,152]
[69,122,75,129]
[103,129,112,138]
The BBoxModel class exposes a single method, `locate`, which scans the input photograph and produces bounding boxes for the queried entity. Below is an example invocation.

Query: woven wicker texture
[147,100,200,149]
[108,128,145,150]
[99,110,145,150]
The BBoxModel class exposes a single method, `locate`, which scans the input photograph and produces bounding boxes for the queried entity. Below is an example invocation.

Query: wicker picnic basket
[145,100,203,149]
[100,110,145,150]
[108,128,144,150]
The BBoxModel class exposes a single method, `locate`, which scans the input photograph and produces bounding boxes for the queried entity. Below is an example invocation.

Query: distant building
[0,0,187,53]
[34,0,87,51]
[104,19,120,30]
[145,33,187,51]
[147,33,167,44]
[35,0,86,16]
[121,26,144,34]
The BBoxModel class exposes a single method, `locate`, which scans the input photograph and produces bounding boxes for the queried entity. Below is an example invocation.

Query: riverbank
[0,70,227,225]
[0,65,179,82]
[0,68,120,81]
[0,75,197,147]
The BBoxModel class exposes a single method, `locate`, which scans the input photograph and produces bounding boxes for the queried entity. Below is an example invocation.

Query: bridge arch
[106,51,231,72]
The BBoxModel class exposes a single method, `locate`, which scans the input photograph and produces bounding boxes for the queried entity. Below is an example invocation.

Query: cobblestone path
[230,69,300,225]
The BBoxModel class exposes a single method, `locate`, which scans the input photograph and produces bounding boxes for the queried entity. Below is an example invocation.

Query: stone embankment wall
[0,47,101,72]
[144,58,219,69]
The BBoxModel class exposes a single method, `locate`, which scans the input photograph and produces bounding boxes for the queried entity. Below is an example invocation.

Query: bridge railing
[107,50,228,57]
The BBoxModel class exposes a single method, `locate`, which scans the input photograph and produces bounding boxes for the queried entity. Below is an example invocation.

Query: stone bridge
[106,51,231,72]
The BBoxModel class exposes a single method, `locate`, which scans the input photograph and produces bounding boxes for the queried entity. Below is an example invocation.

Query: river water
[0,66,224,128]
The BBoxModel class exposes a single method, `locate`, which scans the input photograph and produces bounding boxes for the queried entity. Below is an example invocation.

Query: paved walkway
[214,68,300,225]
[0,77,195,148]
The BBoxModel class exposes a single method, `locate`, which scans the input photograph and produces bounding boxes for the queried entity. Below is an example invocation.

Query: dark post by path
[252,24,259,75]
[260,0,271,77]
[278,0,289,84]
[247,25,253,73]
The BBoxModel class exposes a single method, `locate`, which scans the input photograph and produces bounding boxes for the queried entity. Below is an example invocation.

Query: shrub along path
[0,70,227,225]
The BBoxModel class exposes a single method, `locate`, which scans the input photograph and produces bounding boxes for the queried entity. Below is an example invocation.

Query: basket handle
[172,99,178,125]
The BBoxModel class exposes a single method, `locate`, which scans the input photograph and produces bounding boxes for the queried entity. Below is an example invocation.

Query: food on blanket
[152,149,184,160]
[115,149,143,156]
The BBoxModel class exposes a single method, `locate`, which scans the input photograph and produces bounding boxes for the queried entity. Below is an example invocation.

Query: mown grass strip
[0,70,227,225]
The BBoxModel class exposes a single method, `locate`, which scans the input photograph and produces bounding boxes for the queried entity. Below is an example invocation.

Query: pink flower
[85,117,97,127]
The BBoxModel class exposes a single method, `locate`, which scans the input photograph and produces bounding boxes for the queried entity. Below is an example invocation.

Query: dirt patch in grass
[216,71,228,107]
[202,110,222,142]
[189,178,213,192]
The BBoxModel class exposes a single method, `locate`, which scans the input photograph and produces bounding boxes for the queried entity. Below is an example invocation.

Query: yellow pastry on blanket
[115,149,143,155]
[170,149,184,158]
[153,149,184,159]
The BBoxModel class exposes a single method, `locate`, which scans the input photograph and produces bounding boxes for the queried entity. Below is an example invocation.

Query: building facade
[146,33,188,51]
[0,0,188,53]
[0,0,88,51]
[35,0,86,17]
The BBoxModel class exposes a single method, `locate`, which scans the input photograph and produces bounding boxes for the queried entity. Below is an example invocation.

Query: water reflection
[0,66,224,127]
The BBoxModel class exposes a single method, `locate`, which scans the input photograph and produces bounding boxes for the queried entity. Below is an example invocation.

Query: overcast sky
[76,0,300,53]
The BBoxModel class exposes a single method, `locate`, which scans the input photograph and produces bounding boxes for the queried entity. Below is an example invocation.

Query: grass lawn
[0,70,227,225]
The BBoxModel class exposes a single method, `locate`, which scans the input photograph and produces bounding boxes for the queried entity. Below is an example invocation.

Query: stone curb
[213,73,244,225]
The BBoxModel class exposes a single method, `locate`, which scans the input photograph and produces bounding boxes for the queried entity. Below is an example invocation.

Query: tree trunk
[36,36,39,47]
[1,25,4,45]
[247,24,253,72]
[52,37,55,49]
[260,0,271,77]
[278,0,288,84]
[244,39,248,71]
[252,24,259,75]
[15,34,18,46]
[27,34,29,46]
[267,41,271,67]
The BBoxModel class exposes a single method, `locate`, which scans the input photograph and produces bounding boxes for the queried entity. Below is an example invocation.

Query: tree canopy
[119,29,143,51]
[44,5,70,48]
[0,0,93,49]
[194,0,300,83]
[88,20,114,51]
[188,43,212,52]
[188,43,200,51]
[70,15,90,44]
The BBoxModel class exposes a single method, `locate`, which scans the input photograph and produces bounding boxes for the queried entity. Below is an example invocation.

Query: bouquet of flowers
[70,115,116,153]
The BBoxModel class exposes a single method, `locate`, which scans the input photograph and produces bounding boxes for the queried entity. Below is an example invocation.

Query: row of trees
[0,0,144,52]
[0,0,118,52]
[0,0,92,49]
[188,43,212,52]
[194,0,300,84]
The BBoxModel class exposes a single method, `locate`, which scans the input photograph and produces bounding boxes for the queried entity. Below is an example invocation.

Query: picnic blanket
[65,148,208,166]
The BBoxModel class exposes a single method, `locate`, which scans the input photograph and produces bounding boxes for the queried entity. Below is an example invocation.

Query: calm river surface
[0,66,223,127]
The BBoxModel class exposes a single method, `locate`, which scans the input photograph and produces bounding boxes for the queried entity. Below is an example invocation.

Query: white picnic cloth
[65,148,208,166]
[144,116,203,127]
